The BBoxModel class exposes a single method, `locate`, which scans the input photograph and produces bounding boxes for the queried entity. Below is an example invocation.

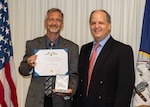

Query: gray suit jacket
[19,35,79,107]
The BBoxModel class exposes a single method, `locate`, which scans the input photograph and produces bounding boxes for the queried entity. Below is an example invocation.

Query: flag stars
[0,45,2,50]
[0,34,4,41]
[1,26,4,32]
[0,13,2,19]
[5,27,9,35]
[0,56,5,64]
[4,48,7,53]
[0,3,2,10]
[3,16,6,22]
[4,0,7,4]
[6,20,10,25]
[4,48,10,57]
[3,6,7,12]
[9,40,12,46]
[0,0,14,66]
[3,38,8,44]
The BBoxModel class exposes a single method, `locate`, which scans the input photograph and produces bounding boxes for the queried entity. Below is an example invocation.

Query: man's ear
[44,19,47,29]
[61,23,64,31]
[109,24,111,31]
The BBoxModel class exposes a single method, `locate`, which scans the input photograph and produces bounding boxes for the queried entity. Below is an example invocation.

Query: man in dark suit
[74,10,135,107]
[19,8,79,107]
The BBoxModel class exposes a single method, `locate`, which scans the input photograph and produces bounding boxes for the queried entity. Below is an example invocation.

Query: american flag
[0,0,18,107]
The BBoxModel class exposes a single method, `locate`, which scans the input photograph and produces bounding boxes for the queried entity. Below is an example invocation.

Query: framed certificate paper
[33,49,68,76]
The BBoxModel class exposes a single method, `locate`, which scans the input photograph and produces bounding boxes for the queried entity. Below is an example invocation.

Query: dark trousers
[44,95,53,107]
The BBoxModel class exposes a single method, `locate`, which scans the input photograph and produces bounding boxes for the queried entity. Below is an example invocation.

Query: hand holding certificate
[34,49,68,76]
[34,49,69,93]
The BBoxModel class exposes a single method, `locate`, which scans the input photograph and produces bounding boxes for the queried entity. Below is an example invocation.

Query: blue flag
[133,0,150,106]
[138,0,150,61]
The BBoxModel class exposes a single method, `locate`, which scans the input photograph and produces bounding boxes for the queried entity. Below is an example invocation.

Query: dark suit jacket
[19,35,79,107]
[74,36,135,107]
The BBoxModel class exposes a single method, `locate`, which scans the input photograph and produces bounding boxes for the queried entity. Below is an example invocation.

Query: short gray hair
[45,8,64,22]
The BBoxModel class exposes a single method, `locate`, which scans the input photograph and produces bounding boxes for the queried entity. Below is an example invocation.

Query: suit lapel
[91,37,114,79]
[58,36,66,48]
[36,35,47,49]
[81,43,93,84]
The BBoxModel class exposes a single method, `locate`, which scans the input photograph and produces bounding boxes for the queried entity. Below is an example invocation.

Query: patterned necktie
[44,42,54,96]
[86,43,100,96]
[45,77,53,96]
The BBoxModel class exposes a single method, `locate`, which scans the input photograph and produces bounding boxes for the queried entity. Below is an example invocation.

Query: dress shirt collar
[45,35,60,49]
[93,34,111,47]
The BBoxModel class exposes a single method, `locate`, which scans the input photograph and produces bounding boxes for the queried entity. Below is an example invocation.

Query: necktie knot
[94,43,100,51]
[49,42,55,49]
[89,43,100,61]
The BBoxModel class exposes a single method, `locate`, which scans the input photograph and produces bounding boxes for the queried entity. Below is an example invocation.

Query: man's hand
[27,55,37,67]
[53,89,73,97]
[139,105,150,107]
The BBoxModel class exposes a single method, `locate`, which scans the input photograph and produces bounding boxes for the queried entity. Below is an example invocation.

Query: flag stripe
[138,51,150,58]
[0,73,7,107]
[5,62,18,107]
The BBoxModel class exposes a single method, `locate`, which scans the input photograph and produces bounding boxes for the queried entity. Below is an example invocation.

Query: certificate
[33,49,68,76]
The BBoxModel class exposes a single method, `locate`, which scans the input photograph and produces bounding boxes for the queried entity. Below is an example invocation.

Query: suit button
[100,81,103,84]
[79,94,82,97]
[98,96,102,99]
[80,79,83,82]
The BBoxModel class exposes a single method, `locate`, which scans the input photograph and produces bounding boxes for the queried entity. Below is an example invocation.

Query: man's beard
[48,25,61,33]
